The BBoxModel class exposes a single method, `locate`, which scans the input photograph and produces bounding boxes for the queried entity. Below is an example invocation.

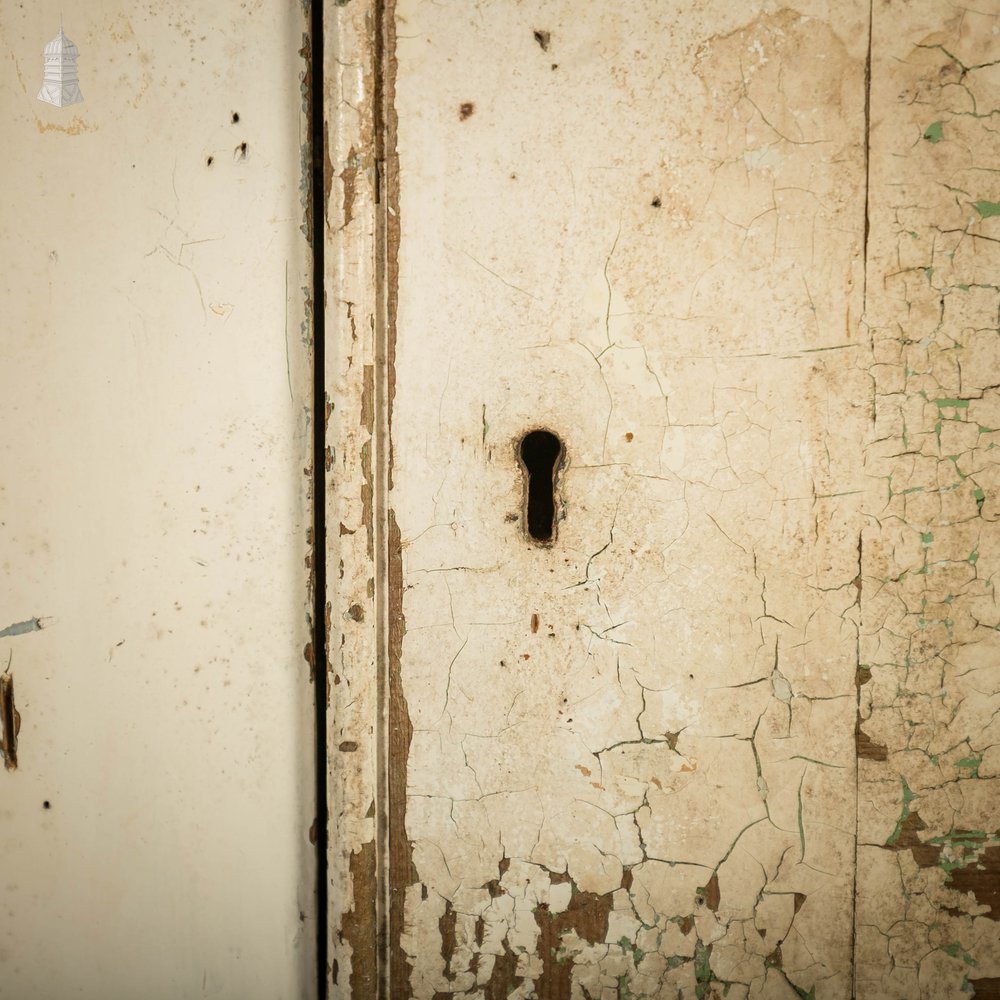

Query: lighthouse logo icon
[37,26,83,108]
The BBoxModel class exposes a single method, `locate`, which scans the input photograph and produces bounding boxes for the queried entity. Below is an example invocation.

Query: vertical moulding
[324,0,382,996]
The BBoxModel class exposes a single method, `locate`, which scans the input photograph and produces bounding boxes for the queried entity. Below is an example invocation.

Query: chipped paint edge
[325,0,384,994]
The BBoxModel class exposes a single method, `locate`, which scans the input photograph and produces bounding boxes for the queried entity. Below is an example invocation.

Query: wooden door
[0,4,316,997]
[324,2,1000,999]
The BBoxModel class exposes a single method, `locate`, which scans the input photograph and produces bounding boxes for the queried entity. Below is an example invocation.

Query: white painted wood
[0,3,315,997]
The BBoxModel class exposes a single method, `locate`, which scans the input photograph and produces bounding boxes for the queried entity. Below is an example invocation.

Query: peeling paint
[857,3,1000,996]
[0,618,44,639]
[340,841,378,996]
[0,673,19,772]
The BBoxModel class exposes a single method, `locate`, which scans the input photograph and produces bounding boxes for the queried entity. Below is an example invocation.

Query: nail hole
[206,155,214,166]
[231,111,240,123]
[43,800,51,809]
[520,429,564,543]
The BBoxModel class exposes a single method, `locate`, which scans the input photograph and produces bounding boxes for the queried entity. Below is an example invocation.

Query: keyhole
[520,430,563,543]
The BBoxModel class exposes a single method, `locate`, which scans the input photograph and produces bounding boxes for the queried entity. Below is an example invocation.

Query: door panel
[0,4,315,997]
[328,1,869,997]
[326,2,1000,997]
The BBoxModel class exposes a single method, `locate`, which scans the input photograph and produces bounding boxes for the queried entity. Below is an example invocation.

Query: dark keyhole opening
[520,430,563,543]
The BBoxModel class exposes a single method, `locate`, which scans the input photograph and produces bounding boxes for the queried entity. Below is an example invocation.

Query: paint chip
[0,618,43,639]
[1,674,19,771]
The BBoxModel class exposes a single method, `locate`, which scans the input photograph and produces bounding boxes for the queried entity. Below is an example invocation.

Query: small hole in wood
[520,429,563,543]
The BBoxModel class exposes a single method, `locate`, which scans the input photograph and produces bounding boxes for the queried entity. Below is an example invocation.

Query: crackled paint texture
[328,1,1000,997]
[857,2,1000,998]
[392,1,867,998]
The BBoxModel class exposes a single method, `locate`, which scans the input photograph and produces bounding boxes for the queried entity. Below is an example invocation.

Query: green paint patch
[694,941,712,1000]
[923,121,944,143]
[957,756,981,778]
[970,549,980,565]
[973,200,1000,218]
[945,943,979,967]
[886,777,914,847]
[922,531,934,545]
[936,398,969,409]
[618,936,645,966]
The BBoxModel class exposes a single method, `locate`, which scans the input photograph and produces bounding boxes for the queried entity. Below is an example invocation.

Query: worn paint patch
[340,841,378,996]
[534,886,614,998]
[0,618,43,639]
[341,145,359,231]
[483,941,521,1000]
[34,116,93,134]
[948,846,1000,920]
[388,507,415,997]
[1,674,20,771]
[969,978,1000,1000]
[299,30,314,245]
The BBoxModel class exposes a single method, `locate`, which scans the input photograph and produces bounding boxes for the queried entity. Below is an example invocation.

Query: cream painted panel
[0,3,314,998]
[386,3,869,998]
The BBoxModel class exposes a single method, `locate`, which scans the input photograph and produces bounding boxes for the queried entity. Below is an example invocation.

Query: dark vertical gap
[309,0,329,996]
[853,5,874,998]
[861,0,873,319]
[372,2,390,994]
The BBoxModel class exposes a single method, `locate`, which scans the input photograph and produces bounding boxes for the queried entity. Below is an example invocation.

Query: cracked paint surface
[857,2,1000,998]
[385,2,867,998]
[329,1,1000,996]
